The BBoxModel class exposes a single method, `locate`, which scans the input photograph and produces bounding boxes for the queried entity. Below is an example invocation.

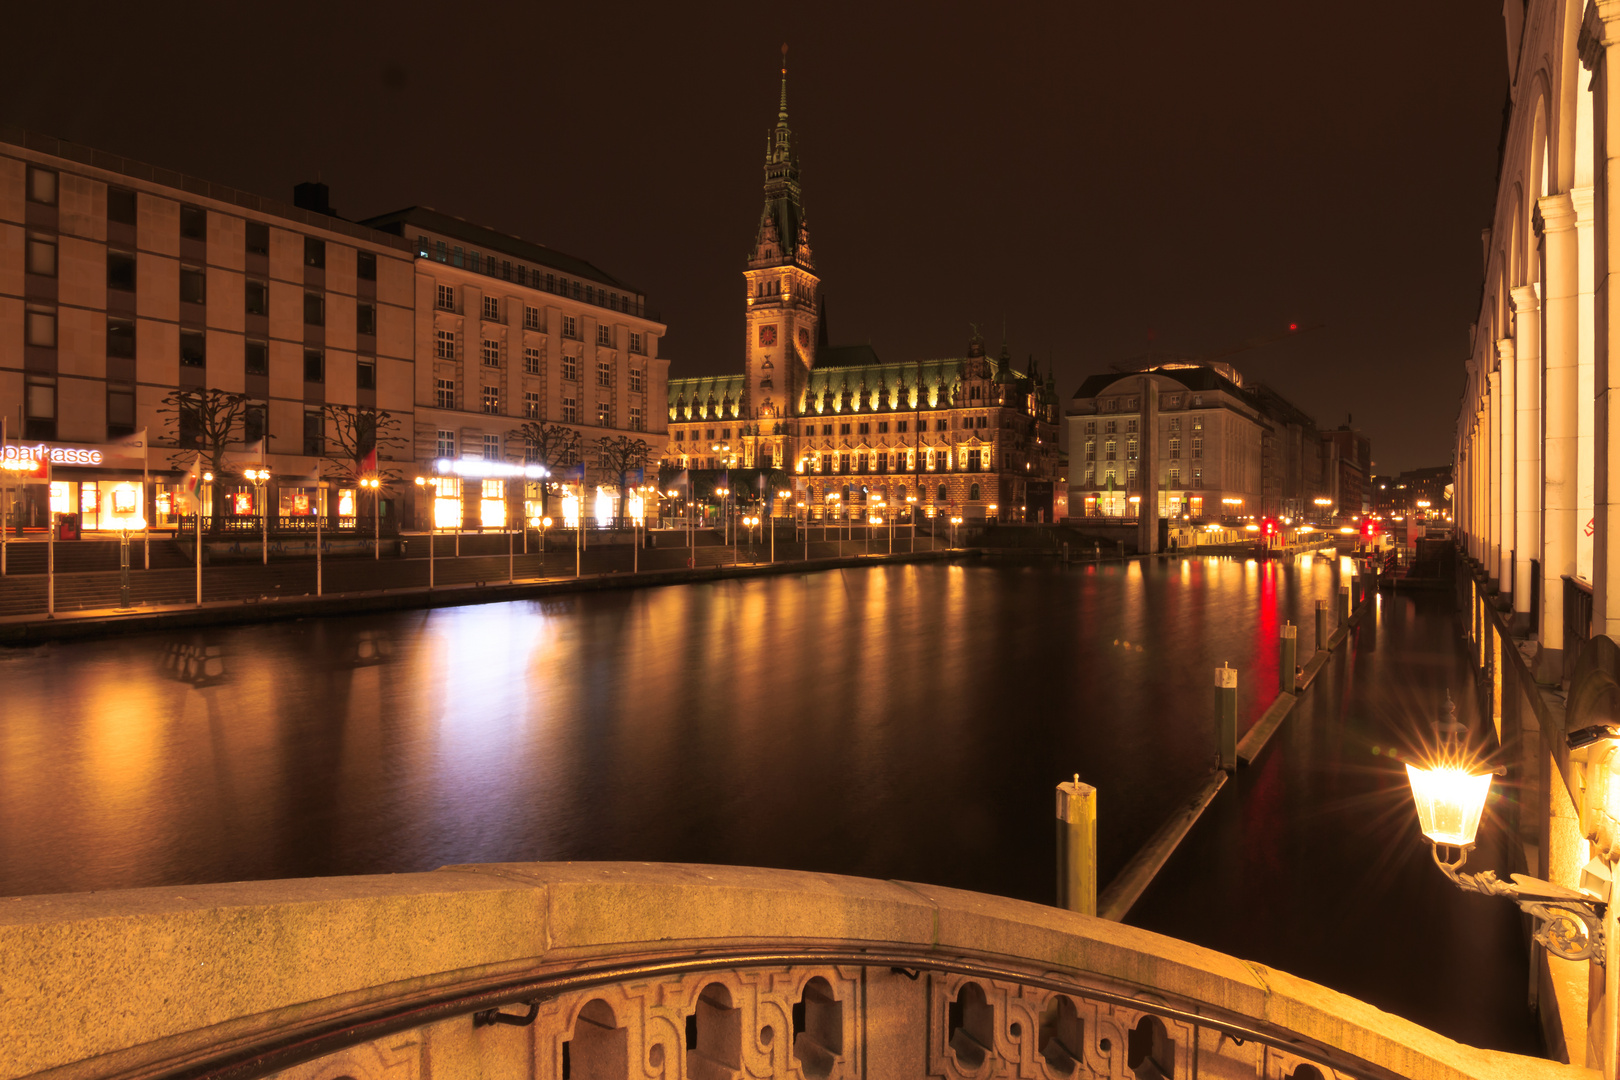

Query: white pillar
[1499,336,1517,591]
[1543,194,1581,665]
[1513,285,1543,630]
[1591,5,1620,643]
[1577,185,1598,583]
[1488,367,1501,583]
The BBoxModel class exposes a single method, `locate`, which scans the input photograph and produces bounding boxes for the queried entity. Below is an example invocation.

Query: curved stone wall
[0,863,1590,1080]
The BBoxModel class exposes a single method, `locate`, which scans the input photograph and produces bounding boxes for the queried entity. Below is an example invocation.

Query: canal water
[0,555,1539,1054]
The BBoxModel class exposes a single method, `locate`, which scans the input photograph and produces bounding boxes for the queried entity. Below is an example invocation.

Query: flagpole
[1,414,7,577]
[142,427,150,570]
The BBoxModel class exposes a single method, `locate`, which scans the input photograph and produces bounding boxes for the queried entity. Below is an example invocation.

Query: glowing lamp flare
[1404,763,1492,848]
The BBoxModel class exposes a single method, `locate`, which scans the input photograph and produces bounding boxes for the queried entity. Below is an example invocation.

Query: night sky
[3,2,1506,472]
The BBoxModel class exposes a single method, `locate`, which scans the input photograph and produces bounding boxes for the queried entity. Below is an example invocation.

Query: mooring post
[1215,664,1237,772]
[1339,584,1351,626]
[1316,598,1329,652]
[1280,621,1296,694]
[1055,774,1096,915]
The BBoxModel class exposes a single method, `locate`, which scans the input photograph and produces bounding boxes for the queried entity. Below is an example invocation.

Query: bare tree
[596,434,652,524]
[158,387,248,528]
[510,421,582,516]
[318,405,406,521]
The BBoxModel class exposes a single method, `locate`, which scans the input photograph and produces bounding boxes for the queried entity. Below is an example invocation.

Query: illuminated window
[597,402,612,426]
[49,481,70,513]
[524,391,540,418]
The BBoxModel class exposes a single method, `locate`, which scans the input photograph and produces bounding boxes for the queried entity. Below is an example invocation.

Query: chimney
[293,181,333,216]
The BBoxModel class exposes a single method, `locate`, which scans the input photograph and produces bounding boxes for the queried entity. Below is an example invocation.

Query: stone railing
[1,863,1590,1080]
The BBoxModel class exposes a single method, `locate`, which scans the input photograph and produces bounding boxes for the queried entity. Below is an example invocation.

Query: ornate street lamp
[1404,696,1608,964]
[359,475,382,559]
[243,468,272,565]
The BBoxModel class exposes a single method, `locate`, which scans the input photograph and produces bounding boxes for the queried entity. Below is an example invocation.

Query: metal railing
[1565,574,1594,683]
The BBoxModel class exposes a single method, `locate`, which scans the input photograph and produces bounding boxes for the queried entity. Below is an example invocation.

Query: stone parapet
[0,862,1593,1080]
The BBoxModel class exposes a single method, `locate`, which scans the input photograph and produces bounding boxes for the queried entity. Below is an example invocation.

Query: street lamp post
[359,475,381,560]
[906,494,917,553]
[315,480,327,597]
[244,468,272,565]
[414,475,440,588]
[950,514,963,548]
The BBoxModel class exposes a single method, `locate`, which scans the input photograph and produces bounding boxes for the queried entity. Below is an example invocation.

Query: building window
[108,251,137,292]
[436,329,456,360]
[303,408,324,455]
[246,279,268,315]
[108,187,137,225]
[628,367,643,393]
[676,430,686,442]
[26,167,57,205]
[1127,436,1138,460]
[1170,417,1181,432]
[630,332,645,355]
[1104,439,1116,461]
[1193,466,1203,486]
[482,340,500,367]
[435,378,455,409]
[179,266,206,305]
[1085,421,1095,434]
[524,391,540,418]
[436,284,455,311]
[1169,466,1181,487]
[597,360,612,388]
[437,429,455,458]
[1084,440,1095,461]
[25,309,56,348]
[482,386,500,414]
[562,315,579,339]
[304,348,324,382]
[524,305,541,329]
[357,251,377,281]
[630,406,644,431]
[1192,436,1203,459]
[26,237,57,277]
[597,324,612,347]
[484,434,501,460]
[597,403,612,426]
[246,221,269,255]
[304,291,324,326]
[1192,395,1203,407]
[1170,436,1180,459]
[1127,419,1138,433]
[897,420,908,433]
[108,318,136,359]
[357,303,376,335]
[524,347,540,374]
[562,355,578,381]
[857,422,870,435]
[562,396,579,423]
[304,237,325,268]
[877,421,889,433]
[358,357,376,390]
[1104,420,1116,434]
[245,339,268,375]
[180,329,206,368]
[1084,464,1095,485]
[839,423,851,435]
[483,296,500,321]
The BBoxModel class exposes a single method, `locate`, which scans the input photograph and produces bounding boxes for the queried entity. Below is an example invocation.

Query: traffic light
[1361,520,1380,543]
[1261,518,1279,538]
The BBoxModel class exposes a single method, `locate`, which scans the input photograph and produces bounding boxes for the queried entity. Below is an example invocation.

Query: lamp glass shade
[1405,763,1492,847]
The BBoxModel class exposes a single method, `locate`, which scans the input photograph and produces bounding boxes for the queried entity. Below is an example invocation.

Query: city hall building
[661,62,1062,522]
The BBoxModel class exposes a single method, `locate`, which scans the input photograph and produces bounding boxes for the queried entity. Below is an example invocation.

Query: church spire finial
[779,43,789,121]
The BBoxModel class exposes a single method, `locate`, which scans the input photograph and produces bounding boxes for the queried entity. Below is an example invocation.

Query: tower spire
[779,43,789,121]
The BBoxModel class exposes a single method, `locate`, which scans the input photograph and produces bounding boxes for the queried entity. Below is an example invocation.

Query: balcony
[2,863,1574,1080]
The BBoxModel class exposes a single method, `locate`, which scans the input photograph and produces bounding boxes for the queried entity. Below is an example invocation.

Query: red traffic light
[1288,322,1298,331]
[1261,518,1279,536]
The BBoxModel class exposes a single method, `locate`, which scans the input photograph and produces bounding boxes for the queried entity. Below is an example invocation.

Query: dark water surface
[0,555,1540,1054]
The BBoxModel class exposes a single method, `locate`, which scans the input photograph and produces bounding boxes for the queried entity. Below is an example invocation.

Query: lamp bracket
[1434,845,1607,964]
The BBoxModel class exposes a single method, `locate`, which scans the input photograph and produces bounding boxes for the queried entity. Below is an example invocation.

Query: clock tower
[743,45,820,468]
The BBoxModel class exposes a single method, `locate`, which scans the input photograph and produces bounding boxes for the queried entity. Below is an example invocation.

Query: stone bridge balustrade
[0,863,1592,1080]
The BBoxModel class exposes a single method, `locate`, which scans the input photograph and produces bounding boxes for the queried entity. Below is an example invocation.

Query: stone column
[1488,367,1501,585]
[1577,185,1598,584]
[1499,337,1517,593]
[1542,193,1581,670]
[1513,284,1542,634]
[1586,4,1620,645]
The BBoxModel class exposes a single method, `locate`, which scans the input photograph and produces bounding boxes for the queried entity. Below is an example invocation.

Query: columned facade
[1447,1,1620,1070]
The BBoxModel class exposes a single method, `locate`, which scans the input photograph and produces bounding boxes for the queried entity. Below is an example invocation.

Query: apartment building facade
[0,128,417,532]
[364,207,667,528]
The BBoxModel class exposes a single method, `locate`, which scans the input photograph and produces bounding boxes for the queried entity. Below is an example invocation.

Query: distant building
[661,59,1061,522]
[1066,361,1338,531]
[1371,464,1451,520]
[1323,423,1372,517]
[363,206,668,527]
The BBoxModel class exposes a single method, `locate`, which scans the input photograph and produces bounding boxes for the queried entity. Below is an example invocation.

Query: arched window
[842,484,850,501]
[969,483,981,501]
[937,484,948,502]
[896,485,907,502]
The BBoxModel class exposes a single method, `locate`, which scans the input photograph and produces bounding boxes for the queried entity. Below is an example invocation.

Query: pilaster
[1500,335,1519,595]
[1513,284,1543,634]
